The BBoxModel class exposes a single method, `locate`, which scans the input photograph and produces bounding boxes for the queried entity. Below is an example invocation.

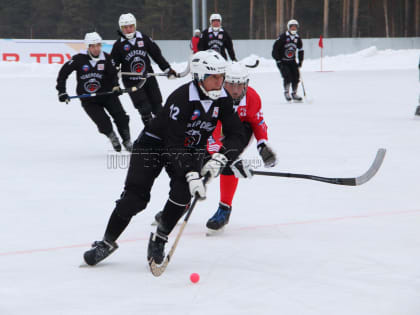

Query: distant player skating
[198,13,237,61]
[111,13,177,126]
[272,19,304,102]
[56,32,132,152]
[190,29,201,53]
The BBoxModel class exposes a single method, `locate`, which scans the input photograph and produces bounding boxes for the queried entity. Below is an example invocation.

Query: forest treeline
[0,0,418,39]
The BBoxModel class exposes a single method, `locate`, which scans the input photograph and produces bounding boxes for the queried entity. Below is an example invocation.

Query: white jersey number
[169,104,180,120]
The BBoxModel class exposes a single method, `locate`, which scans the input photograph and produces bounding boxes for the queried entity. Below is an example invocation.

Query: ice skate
[83,239,118,266]
[147,232,168,265]
[107,131,122,152]
[291,92,303,102]
[206,203,231,235]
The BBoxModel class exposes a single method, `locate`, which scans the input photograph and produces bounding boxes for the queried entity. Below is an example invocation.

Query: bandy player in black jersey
[83,50,248,267]
[198,13,237,61]
[111,13,177,126]
[272,19,305,102]
[56,32,132,152]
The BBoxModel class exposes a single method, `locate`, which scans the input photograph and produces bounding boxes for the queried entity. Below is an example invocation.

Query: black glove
[231,160,254,179]
[112,86,123,96]
[166,68,177,79]
[298,61,303,68]
[257,142,277,168]
[58,92,70,104]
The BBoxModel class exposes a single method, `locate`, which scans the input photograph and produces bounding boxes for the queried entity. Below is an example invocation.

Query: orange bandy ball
[190,273,200,283]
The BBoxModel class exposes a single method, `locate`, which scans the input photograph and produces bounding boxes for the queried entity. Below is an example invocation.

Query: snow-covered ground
[1,47,420,315]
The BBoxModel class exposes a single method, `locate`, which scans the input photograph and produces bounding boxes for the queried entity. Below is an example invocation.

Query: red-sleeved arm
[245,87,268,144]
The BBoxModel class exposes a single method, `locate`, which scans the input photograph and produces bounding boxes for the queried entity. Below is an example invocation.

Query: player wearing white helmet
[111,13,177,126]
[190,29,201,53]
[83,50,247,268]
[205,62,277,233]
[56,32,132,152]
[118,13,137,39]
[197,13,237,61]
[272,19,304,102]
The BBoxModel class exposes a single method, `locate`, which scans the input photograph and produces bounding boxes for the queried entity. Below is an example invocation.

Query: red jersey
[208,86,268,153]
[190,37,200,53]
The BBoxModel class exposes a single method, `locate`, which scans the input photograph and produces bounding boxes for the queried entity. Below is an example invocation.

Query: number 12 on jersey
[169,104,180,120]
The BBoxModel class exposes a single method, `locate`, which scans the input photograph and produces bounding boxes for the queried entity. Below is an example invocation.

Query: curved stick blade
[355,148,386,185]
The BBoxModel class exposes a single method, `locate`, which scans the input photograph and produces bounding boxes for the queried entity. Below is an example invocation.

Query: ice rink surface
[1,47,420,315]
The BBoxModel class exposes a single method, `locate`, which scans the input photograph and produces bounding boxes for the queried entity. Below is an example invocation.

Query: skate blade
[79,262,92,268]
[151,220,182,226]
[206,227,225,237]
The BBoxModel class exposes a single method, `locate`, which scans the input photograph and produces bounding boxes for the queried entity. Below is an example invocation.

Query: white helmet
[209,13,222,31]
[190,50,227,100]
[119,13,137,39]
[193,29,201,36]
[226,62,249,84]
[84,32,102,46]
[225,62,249,102]
[287,19,299,35]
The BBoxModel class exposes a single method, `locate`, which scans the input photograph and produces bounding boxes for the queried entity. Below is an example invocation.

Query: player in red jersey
[206,62,277,232]
[190,29,201,53]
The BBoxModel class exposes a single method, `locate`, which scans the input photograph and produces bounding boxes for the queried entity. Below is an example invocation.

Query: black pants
[277,61,300,92]
[81,95,130,140]
[125,76,163,118]
[104,133,202,242]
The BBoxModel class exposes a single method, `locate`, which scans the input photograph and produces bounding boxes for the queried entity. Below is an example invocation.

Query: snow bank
[0,47,419,77]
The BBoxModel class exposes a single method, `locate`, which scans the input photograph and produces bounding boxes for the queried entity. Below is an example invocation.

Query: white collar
[238,94,246,106]
[209,27,224,33]
[82,50,106,62]
[286,31,299,38]
[189,82,227,101]
[120,31,143,42]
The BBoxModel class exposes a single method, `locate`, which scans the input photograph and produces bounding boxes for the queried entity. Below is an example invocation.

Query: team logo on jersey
[84,78,101,93]
[184,129,202,147]
[97,64,104,71]
[137,41,144,47]
[286,38,290,42]
[218,34,223,39]
[124,44,130,51]
[209,34,213,39]
[130,57,146,74]
[285,48,295,58]
[191,109,200,120]
[82,64,90,72]
[212,106,219,118]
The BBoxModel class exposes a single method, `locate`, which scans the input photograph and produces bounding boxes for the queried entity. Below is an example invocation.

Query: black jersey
[272,31,304,63]
[145,81,246,173]
[56,51,118,96]
[197,27,236,61]
[111,31,170,87]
